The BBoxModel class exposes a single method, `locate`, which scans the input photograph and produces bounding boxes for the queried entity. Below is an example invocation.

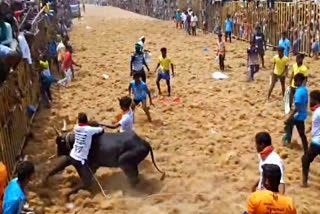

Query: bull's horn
[53,126,61,136]
[62,119,67,132]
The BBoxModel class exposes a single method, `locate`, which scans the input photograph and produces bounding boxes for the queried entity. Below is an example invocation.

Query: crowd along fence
[104,0,320,56]
[0,16,53,178]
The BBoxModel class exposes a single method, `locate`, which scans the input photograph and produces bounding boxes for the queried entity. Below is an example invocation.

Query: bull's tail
[146,143,165,179]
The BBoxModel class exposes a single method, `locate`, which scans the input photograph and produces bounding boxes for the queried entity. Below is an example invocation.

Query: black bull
[45,130,164,196]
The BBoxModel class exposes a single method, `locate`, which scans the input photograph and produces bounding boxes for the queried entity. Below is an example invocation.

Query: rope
[86,164,108,199]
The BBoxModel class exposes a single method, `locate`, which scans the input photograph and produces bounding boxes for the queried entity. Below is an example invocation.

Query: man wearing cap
[245,164,296,214]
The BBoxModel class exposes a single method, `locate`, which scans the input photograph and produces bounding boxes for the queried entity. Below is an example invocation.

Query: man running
[302,90,320,187]
[129,73,153,122]
[267,47,288,100]
[154,47,174,96]
[283,73,309,153]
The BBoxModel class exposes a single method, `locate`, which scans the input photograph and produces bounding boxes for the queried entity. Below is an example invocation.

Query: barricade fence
[103,0,320,55]
[0,17,53,178]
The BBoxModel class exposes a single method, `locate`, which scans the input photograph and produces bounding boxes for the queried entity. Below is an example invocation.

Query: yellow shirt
[247,190,296,214]
[273,55,288,76]
[291,63,309,88]
[159,56,172,72]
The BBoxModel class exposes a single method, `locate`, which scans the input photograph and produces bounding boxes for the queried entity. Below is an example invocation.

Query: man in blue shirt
[279,32,291,57]
[2,161,35,214]
[283,73,309,153]
[225,15,233,43]
[129,73,153,122]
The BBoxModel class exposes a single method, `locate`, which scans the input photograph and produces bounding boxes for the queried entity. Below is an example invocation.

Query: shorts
[257,48,265,56]
[273,73,285,82]
[158,71,170,81]
[225,31,231,36]
[133,98,146,105]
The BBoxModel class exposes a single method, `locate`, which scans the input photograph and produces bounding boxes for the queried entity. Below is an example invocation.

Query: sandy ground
[23,5,320,214]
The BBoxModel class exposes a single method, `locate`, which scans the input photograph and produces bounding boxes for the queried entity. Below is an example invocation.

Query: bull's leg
[121,164,139,186]
[119,151,140,185]
[44,156,72,183]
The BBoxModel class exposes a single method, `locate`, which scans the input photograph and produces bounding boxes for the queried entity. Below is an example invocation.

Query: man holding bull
[46,113,104,196]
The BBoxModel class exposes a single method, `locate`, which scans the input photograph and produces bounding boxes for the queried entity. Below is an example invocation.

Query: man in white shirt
[105,96,134,132]
[302,90,320,186]
[252,132,285,194]
[68,113,104,192]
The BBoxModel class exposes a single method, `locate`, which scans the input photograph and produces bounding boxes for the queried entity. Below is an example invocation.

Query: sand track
[24,5,320,214]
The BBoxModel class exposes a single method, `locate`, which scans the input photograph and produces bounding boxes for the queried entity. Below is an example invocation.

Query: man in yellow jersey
[289,54,309,108]
[267,47,288,100]
[245,164,296,214]
[154,47,175,96]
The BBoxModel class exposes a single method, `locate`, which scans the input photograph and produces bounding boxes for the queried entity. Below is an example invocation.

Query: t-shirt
[191,15,198,27]
[175,12,181,21]
[62,51,72,71]
[273,55,288,76]
[258,152,285,190]
[119,110,134,132]
[18,32,32,64]
[181,13,186,22]
[130,80,149,101]
[279,38,291,57]
[248,46,259,65]
[312,42,319,52]
[225,19,233,32]
[49,41,57,57]
[131,53,145,71]
[159,56,172,72]
[312,107,320,145]
[291,63,309,88]
[253,32,265,51]
[2,178,26,214]
[294,86,308,121]
[70,124,103,162]
[247,190,296,214]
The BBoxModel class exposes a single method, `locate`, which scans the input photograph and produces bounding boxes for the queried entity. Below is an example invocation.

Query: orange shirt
[0,163,8,213]
[247,190,296,214]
